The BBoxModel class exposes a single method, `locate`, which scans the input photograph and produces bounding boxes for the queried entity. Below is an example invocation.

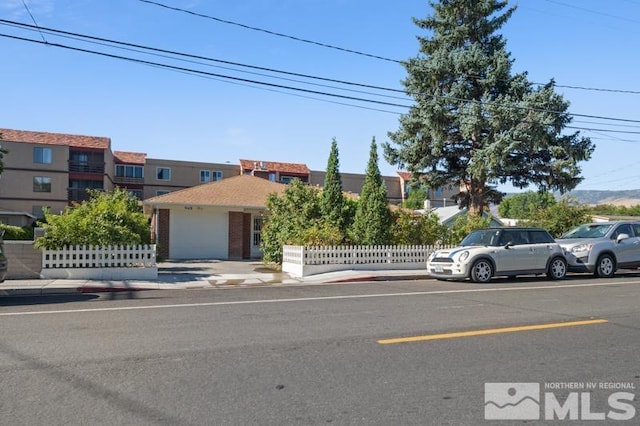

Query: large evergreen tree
[351,138,392,245]
[384,0,594,216]
[320,138,345,233]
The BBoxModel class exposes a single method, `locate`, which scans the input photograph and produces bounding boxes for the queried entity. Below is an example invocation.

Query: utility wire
[3,21,640,127]
[136,2,640,95]
[0,19,407,97]
[20,0,46,43]
[0,33,411,109]
[541,0,640,25]
[137,0,399,63]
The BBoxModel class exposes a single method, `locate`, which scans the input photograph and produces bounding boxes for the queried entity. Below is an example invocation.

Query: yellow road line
[377,319,608,345]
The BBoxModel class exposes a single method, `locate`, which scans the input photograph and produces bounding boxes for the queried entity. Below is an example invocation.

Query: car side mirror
[504,241,514,249]
[617,233,630,243]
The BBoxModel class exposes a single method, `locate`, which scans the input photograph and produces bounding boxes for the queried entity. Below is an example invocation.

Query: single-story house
[421,205,504,227]
[143,174,286,260]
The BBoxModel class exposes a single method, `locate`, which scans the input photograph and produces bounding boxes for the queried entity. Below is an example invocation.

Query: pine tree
[351,138,392,245]
[384,0,594,216]
[320,138,345,233]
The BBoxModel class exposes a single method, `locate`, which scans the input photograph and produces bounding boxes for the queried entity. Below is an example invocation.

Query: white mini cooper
[427,227,567,283]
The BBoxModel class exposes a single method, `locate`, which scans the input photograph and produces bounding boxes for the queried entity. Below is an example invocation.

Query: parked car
[556,221,640,278]
[0,232,7,282]
[426,227,567,283]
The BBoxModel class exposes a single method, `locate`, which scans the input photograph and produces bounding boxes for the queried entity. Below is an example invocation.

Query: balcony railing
[69,161,105,174]
[113,175,144,185]
[68,188,103,202]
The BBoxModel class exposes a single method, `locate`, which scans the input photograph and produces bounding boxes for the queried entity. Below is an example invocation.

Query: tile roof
[114,151,147,164]
[397,171,412,181]
[0,128,110,149]
[239,159,310,175]
[144,174,286,209]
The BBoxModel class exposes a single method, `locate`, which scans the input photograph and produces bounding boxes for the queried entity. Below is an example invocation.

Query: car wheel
[547,257,567,280]
[595,254,615,278]
[470,259,493,283]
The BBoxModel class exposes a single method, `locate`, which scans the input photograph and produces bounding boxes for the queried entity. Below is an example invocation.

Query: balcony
[69,161,105,174]
[68,188,103,203]
[114,175,144,185]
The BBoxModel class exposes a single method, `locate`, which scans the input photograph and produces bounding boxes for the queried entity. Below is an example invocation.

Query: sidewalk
[0,260,430,297]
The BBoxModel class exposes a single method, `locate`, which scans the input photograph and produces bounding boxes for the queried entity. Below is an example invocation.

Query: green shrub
[0,224,34,240]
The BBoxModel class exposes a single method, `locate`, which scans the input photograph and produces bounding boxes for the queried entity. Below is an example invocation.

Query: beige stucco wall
[0,141,69,215]
[143,158,241,198]
[309,170,403,203]
[4,240,42,279]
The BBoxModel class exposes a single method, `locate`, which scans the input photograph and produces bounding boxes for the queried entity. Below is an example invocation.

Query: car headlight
[458,251,470,262]
[570,244,593,253]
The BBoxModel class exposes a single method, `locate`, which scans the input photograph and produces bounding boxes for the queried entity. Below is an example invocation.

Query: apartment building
[0,128,114,220]
[0,128,460,225]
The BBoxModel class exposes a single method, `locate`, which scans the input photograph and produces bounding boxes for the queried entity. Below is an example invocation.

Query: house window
[213,170,223,181]
[268,173,277,182]
[280,176,293,183]
[156,190,169,196]
[33,176,52,192]
[434,187,443,198]
[33,147,52,164]
[116,165,143,178]
[156,167,171,181]
[253,216,263,247]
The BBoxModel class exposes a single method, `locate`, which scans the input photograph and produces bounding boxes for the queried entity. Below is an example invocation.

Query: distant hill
[502,190,640,206]
[564,190,640,206]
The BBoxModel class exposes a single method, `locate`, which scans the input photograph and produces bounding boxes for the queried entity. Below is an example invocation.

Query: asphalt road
[1,274,639,425]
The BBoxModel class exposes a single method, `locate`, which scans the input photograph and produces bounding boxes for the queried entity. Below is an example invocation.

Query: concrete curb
[1,270,430,296]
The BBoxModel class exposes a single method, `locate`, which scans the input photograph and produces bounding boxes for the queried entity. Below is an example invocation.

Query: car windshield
[460,229,500,247]
[561,223,612,239]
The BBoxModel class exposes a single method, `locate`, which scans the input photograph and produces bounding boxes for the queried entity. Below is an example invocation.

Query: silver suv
[427,227,567,283]
[557,221,640,278]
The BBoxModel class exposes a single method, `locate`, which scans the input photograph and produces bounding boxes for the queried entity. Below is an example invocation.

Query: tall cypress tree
[384,0,594,216]
[351,138,391,245]
[320,138,345,233]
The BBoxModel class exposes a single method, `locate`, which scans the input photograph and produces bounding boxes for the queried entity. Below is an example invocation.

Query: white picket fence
[41,245,157,280]
[282,244,449,277]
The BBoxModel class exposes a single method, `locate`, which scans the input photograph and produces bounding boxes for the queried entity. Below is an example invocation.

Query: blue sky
[2,0,639,192]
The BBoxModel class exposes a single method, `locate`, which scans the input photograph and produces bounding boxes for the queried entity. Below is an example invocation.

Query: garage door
[169,209,228,259]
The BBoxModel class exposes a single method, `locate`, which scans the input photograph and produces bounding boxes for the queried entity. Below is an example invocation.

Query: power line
[0,19,407,98]
[20,0,45,43]
[137,0,400,63]
[136,2,640,96]
[541,0,640,25]
[0,32,411,109]
[3,21,640,128]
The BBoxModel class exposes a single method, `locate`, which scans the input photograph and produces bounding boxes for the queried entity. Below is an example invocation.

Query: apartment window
[156,167,171,181]
[33,176,52,192]
[33,147,52,164]
[116,165,143,178]
[127,189,143,200]
[156,190,169,196]
[200,170,223,182]
[253,216,263,247]
[32,205,47,218]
